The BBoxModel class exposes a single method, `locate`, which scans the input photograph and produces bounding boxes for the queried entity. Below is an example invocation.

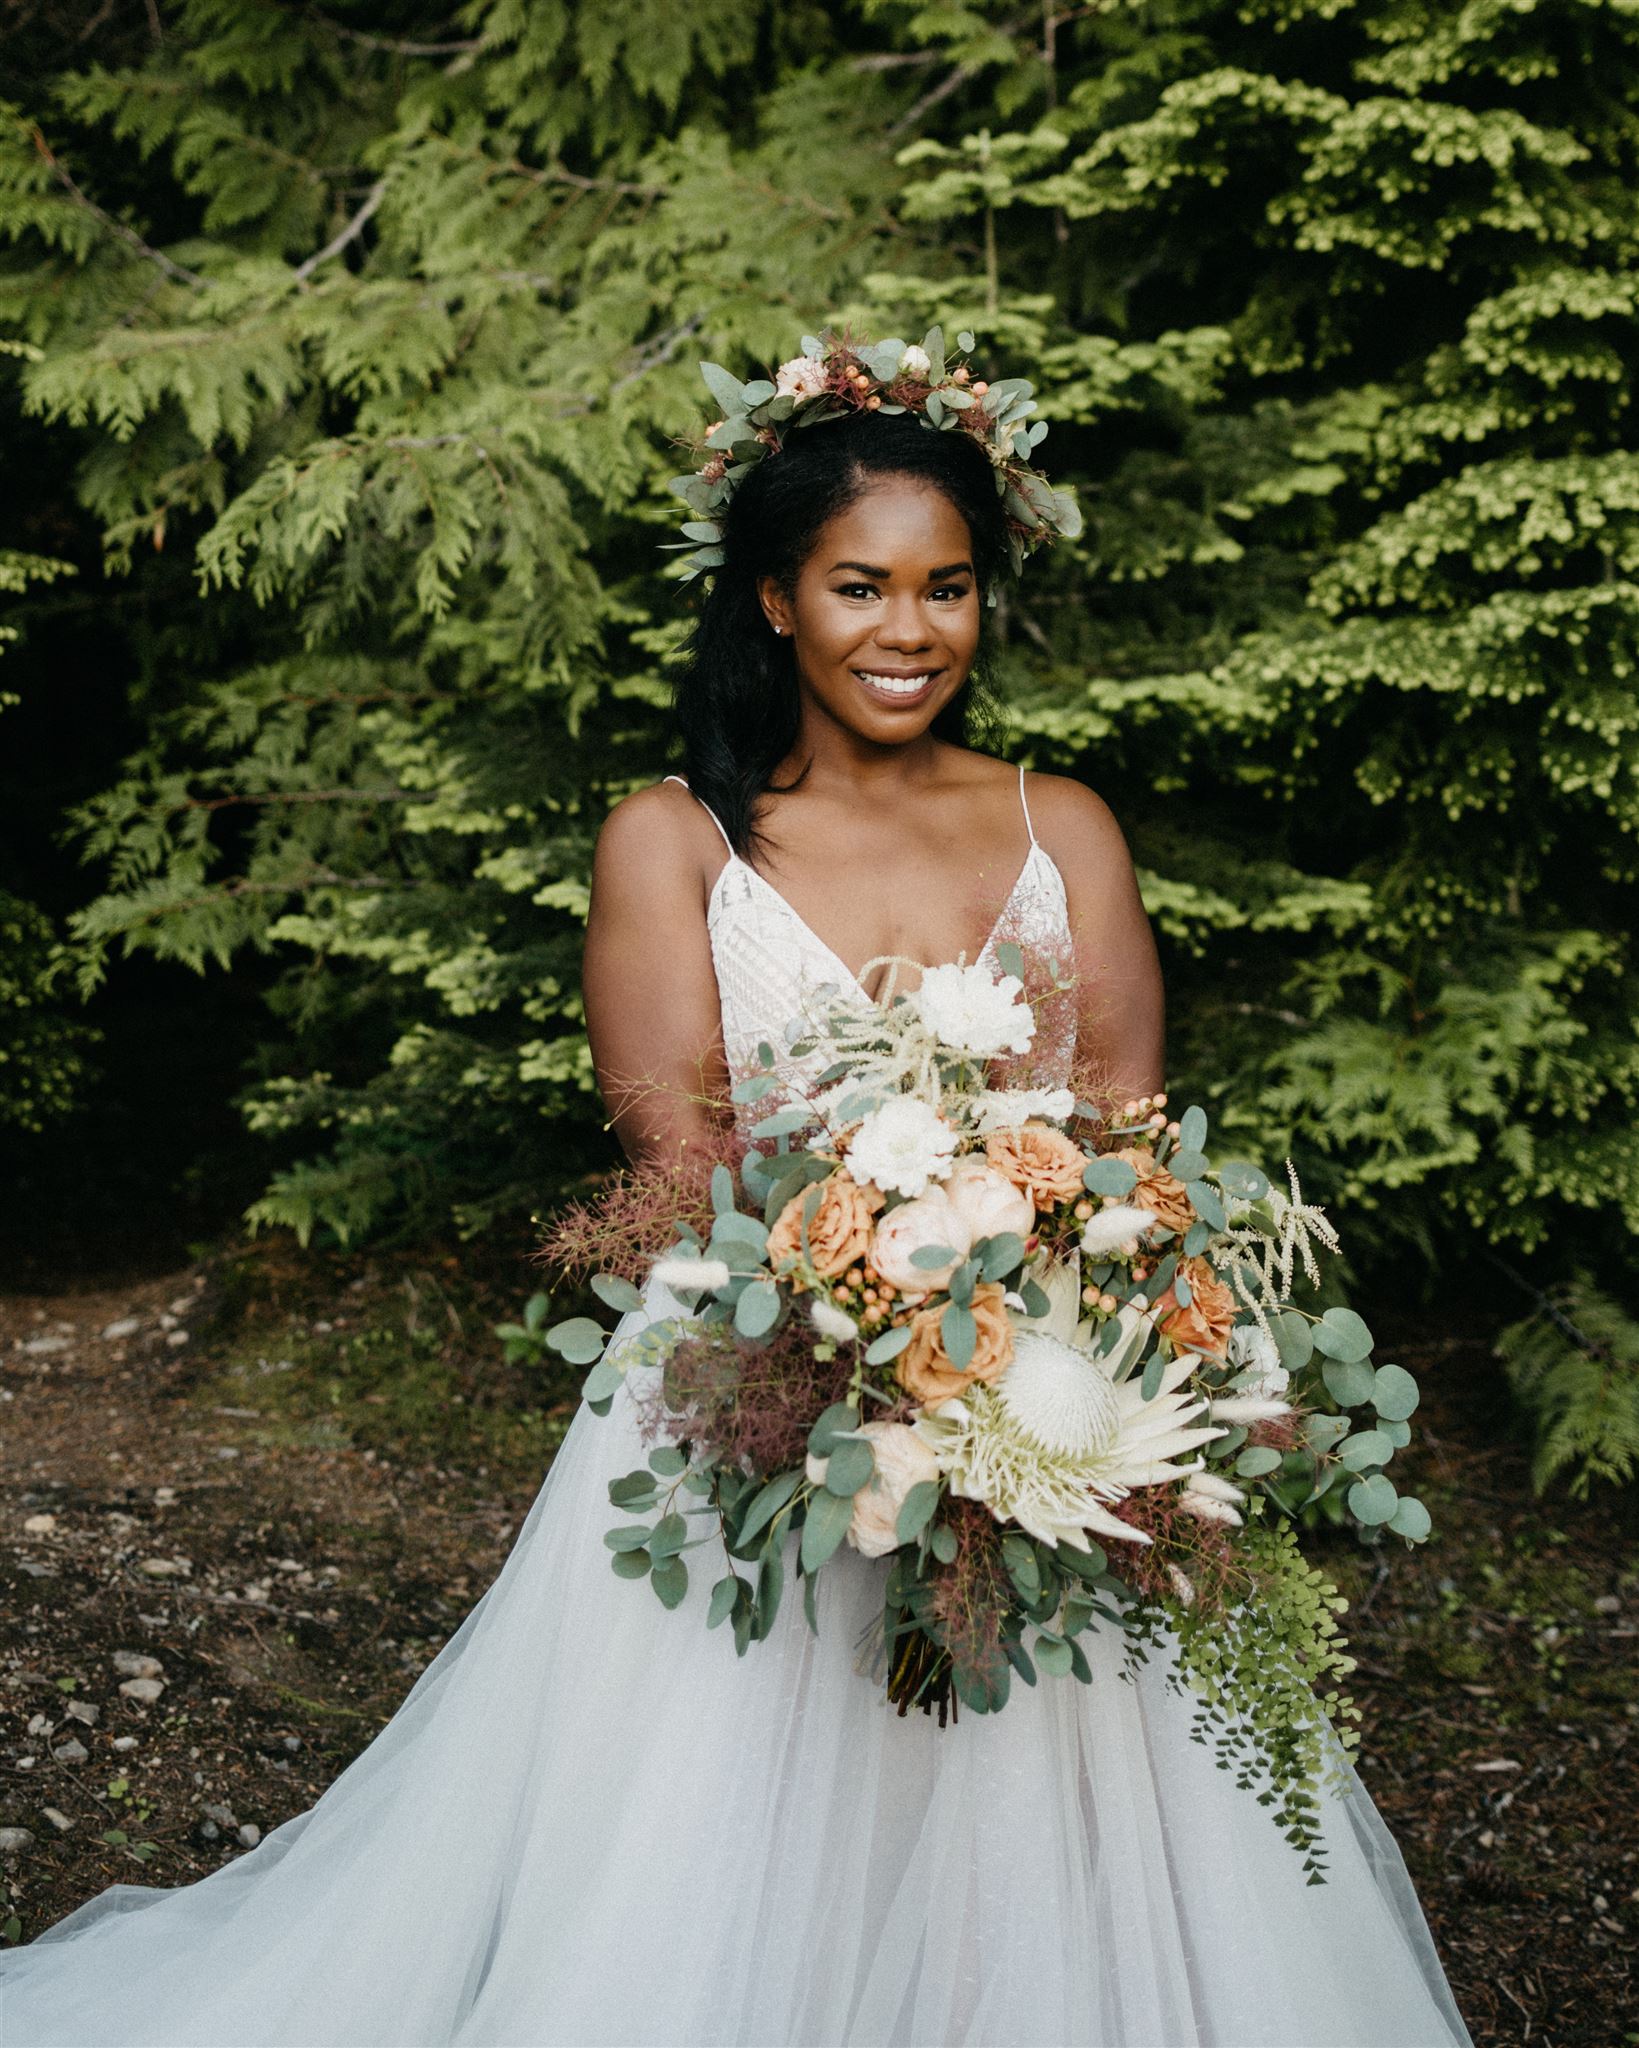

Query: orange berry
[972,379,989,395]
[1099,1293,1119,1314]
[866,394,882,409]
[1152,1091,1168,1108]
[953,365,970,383]
[1074,1199,1093,1220]
[846,1266,864,1287]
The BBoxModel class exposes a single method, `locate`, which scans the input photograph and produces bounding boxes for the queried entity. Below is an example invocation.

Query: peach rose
[870,1189,971,1295]
[896,1281,1014,1409]
[942,1156,1034,1244]
[985,1123,1087,1210]
[1155,1255,1236,1358]
[767,1171,882,1283]
[1117,1146,1194,1236]
[804,1420,940,1559]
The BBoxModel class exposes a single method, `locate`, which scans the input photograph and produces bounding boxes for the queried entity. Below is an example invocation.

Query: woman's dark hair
[671,407,1010,854]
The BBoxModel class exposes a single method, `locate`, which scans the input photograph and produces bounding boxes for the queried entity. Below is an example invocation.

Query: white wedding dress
[0,768,1473,2048]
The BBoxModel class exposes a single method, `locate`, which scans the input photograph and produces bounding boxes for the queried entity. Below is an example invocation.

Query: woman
[0,344,1472,2047]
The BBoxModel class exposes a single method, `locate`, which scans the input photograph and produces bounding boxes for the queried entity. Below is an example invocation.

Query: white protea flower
[910,961,1036,1059]
[847,1097,958,1199]
[1227,1322,1290,1401]
[971,1086,1075,1135]
[652,1255,731,1296]
[810,1299,858,1343]
[1079,1203,1155,1258]
[914,1329,1225,1550]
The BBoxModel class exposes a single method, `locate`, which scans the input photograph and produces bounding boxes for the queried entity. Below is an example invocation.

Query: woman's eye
[933,584,971,602]
[834,583,878,599]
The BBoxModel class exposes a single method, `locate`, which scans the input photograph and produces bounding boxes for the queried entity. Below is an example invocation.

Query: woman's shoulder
[592,778,729,903]
[1015,765,1138,880]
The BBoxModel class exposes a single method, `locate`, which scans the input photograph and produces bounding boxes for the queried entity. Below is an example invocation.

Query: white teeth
[858,671,932,695]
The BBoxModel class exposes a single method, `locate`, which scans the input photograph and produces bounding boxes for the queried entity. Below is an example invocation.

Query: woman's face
[756,474,982,743]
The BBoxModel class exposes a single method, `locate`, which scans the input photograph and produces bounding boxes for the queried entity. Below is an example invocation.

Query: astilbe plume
[928,1496,1015,1698]
[983,919,1078,1096]
[634,1317,858,1474]
[535,1150,719,1288]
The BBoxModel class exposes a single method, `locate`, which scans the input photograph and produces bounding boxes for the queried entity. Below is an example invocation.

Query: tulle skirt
[0,1284,1472,2048]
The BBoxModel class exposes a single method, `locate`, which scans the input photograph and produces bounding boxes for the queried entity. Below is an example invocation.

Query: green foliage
[1497,1272,1639,1497]
[1126,1513,1361,1884]
[0,0,1634,1402]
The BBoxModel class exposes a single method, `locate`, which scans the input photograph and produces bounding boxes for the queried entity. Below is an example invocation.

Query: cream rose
[942,1156,1034,1243]
[804,1420,940,1559]
[767,1171,882,1284]
[869,1189,971,1294]
[774,353,828,403]
[896,1281,1014,1408]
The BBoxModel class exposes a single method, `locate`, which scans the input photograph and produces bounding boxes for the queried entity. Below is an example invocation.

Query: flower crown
[665,326,1082,595]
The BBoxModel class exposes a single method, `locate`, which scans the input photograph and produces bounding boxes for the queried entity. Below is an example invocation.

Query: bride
[0,341,1473,2048]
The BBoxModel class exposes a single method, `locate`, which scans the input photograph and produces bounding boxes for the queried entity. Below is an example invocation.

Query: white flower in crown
[1227,1322,1290,1401]
[847,1097,958,1200]
[971,1085,1075,1135]
[775,353,828,403]
[911,961,1036,1060]
[898,343,932,378]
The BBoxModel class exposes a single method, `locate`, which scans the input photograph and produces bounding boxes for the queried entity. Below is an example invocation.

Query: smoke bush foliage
[1,0,1635,1399]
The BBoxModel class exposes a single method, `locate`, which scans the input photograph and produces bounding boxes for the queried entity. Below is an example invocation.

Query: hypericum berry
[1153,1091,1168,1108]
[846,1266,864,1287]
[1082,1285,1098,1305]
[1074,1199,1092,1220]
[972,379,989,395]
[1098,1293,1119,1314]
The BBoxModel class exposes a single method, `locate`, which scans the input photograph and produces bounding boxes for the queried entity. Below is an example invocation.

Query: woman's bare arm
[1027,771,1165,1106]
[581,784,729,1168]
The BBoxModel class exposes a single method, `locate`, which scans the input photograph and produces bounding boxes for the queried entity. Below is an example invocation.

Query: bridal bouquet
[544,944,1431,1875]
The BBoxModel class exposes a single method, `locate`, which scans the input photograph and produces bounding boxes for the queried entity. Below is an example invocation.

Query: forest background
[4,0,1637,1489]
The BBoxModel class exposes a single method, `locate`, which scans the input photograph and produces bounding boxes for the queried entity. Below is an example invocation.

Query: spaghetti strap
[1017,760,1039,847]
[663,772,735,857]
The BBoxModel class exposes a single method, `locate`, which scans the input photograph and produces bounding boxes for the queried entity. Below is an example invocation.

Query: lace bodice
[665,767,1077,1098]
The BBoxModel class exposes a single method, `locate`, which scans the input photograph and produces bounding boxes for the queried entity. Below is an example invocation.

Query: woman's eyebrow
[828,559,974,579]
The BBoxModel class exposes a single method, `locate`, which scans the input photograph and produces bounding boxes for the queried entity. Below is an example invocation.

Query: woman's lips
[852,666,943,708]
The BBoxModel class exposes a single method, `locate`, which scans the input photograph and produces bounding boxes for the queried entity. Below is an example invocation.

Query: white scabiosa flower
[847,1097,958,1199]
[1227,1321,1291,1400]
[1078,1203,1155,1258]
[810,1298,859,1344]
[910,961,1036,1059]
[652,1255,731,1296]
[1207,1394,1293,1424]
[971,1086,1075,1135]
[914,1329,1225,1550]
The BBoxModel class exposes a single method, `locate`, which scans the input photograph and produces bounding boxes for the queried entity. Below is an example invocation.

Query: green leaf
[1187,1181,1226,1231]
[699,361,748,414]
[1321,1357,1376,1407]
[801,1486,854,1571]
[707,1575,740,1629]
[865,1324,912,1365]
[1033,1632,1074,1677]
[1337,1428,1394,1471]
[1083,1157,1137,1197]
[1167,1146,1207,1181]
[1019,1278,1051,1318]
[1218,1160,1270,1201]
[610,1548,651,1580]
[808,1403,860,1458]
[603,1523,653,1552]
[1371,1363,1420,1421]
[650,1555,689,1608]
[1388,1495,1432,1542]
[910,1243,962,1269]
[580,1358,623,1404]
[608,1470,659,1509]
[895,1479,939,1544]
[1313,1308,1374,1364]
[976,1231,1025,1281]
[995,939,1024,979]
[1235,1446,1282,1477]
[738,1468,801,1546]
[734,1279,780,1338]
[1272,1310,1315,1373]
[755,1541,784,1636]
[1178,1105,1208,1152]
[824,1436,876,1496]
[648,1444,687,1476]
[1347,1473,1399,1526]
[590,1273,643,1315]
[929,1523,958,1564]
[942,1301,976,1370]
[548,1316,605,1365]
[649,1512,689,1556]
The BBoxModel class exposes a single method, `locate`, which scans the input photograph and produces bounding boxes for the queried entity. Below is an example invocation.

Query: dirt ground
[2,1239,1635,2048]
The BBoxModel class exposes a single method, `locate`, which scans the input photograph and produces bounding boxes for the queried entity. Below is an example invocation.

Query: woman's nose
[873,597,932,650]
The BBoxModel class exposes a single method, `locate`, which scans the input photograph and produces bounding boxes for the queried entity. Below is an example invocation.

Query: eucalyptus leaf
[1322,1357,1376,1408]
[1033,1632,1074,1677]
[1347,1473,1399,1526]
[942,1301,977,1370]
[865,1324,913,1365]
[738,1468,801,1546]
[610,1549,651,1580]
[1235,1446,1283,1478]
[706,1576,739,1630]
[591,1273,642,1315]
[547,1316,606,1365]
[1313,1307,1374,1364]
[1337,1429,1394,1471]
[1371,1362,1420,1421]
[1272,1310,1315,1373]
[1388,1494,1432,1542]
[801,1487,855,1571]
[1083,1157,1138,1197]
[650,1555,689,1608]
[824,1436,876,1497]
[808,1402,861,1458]
[1178,1105,1208,1152]
[1187,1181,1226,1231]
[895,1479,939,1544]
[929,1523,958,1564]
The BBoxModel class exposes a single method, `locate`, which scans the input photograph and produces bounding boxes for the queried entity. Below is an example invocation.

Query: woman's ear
[756,574,793,639]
